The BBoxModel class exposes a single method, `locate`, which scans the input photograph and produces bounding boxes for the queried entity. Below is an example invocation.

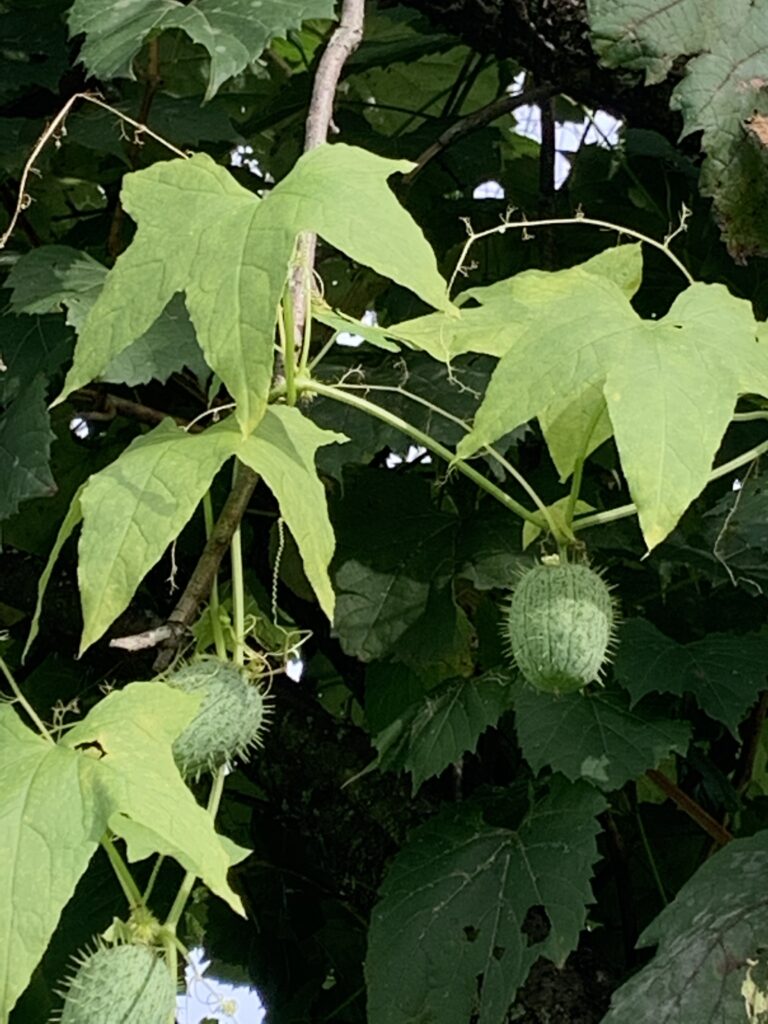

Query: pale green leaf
[392,245,641,365]
[235,405,346,621]
[522,497,594,550]
[373,670,515,792]
[63,682,249,913]
[77,418,238,652]
[514,684,691,791]
[56,148,448,433]
[614,618,768,735]
[366,779,606,1024]
[23,485,84,661]
[605,284,763,548]
[459,281,768,550]
[69,0,336,100]
[602,829,768,1024]
[588,0,768,256]
[311,302,404,353]
[455,274,633,456]
[538,387,612,481]
[0,706,97,1021]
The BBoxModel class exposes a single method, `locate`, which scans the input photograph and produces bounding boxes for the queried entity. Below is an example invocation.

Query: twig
[73,389,201,431]
[151,467,259,671]
[645,768,733,847]
[404,85,556,184]
[292,0,365,343]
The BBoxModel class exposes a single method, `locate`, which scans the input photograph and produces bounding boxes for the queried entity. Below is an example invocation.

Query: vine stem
[447,214,694,296]
[202,493,227,661]
[299,377,550,530]
[331,380,560,537]
[572,435,768,534]
[230,464,247,669]
[0,654,53,741]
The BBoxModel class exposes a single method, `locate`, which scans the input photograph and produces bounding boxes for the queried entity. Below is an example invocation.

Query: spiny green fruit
[504,559,616,694]
[58,943,174,1024]
[164,657,268,778]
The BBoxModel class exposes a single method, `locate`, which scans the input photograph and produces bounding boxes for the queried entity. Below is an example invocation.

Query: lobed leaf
[372,670,516,792]
[514,683,691,791]
[366,778,606,1024]
[588,0,768,257]
[602,829,768,1023]
[457,280,768,551]
[614,618,768,735]
[68,0,336,100]
[56,147,449,433]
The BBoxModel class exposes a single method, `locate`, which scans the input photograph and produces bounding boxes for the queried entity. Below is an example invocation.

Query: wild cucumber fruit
[58,943,174,1024]
[504,559,615,694]
[164,657,268,778]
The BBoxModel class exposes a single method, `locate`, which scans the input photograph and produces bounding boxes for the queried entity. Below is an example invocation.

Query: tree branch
[404,85,556,183]
[293,0,366,341]
[645,768,733,848]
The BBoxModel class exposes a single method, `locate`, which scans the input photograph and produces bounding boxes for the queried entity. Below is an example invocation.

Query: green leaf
[613,618,768,736]
[602,829,768,1024]
[63,683,249,911]
[0,682,246,1020]
[372,670,515,792]
[521,497,594,550]
[457,280,768,551]
[0,311,73,404]
[0,706,98,1021]
[56,147,449,433]
[332,472,458,661]
[392,245,641,365]
[8,245,208,386]
[0,377,56,521]
[366,778,606,1024]
[235,405,346,621]
[77,418,238,652]
[587,0,768,257]
[68,0,336,100]
[23,485,84,661]
[514,684,691,791]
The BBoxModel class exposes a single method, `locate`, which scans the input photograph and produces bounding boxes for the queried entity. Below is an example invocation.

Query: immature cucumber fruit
[164,657,268,778]
[59,943,174,1024]
[504,559,615,694]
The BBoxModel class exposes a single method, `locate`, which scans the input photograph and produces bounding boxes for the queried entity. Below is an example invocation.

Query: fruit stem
[298,376,550,530]
[202,493,227,661]
[102,833,144,909]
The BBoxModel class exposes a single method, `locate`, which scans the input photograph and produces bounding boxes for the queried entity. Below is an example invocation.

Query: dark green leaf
[614,618,768,735]
[514,683,691,791]
[373,670,515,791]
[366,779,606,1024]
[0,378,56,521]
[332,471,458,661]
[69,0,337,100]
[602,829,768,1024]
